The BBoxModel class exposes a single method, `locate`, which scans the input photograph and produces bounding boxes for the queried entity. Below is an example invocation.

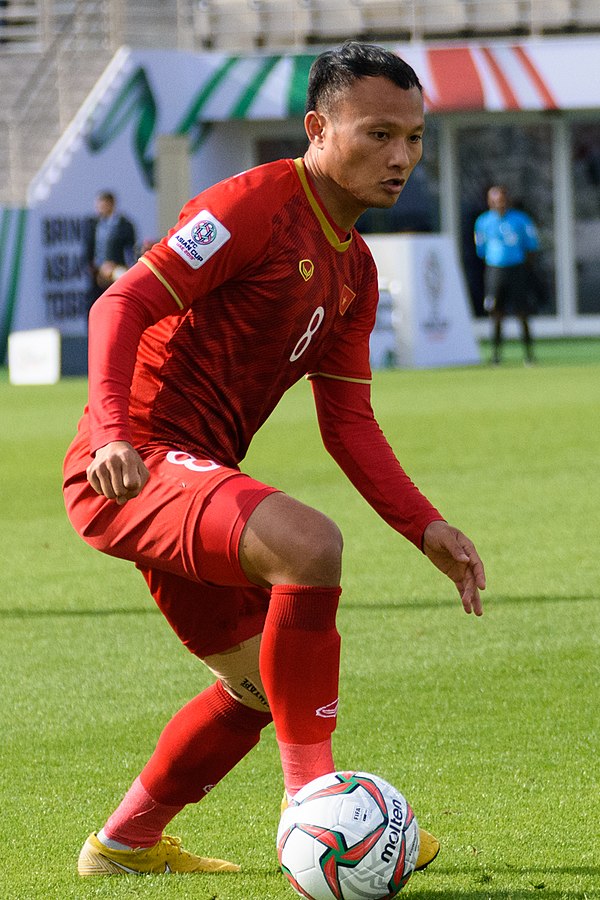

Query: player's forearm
[323,423,443,549]
[88,292,145,451]
[87,263,171,453]
[312,378,443,548]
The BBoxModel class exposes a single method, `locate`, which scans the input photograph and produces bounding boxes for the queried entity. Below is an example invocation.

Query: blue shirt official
[474,207,539,267]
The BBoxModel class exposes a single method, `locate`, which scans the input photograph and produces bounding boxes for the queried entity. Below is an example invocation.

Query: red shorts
[63,443,278,657]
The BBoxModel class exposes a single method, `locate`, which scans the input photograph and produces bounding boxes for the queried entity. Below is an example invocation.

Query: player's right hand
[86,441,150,505]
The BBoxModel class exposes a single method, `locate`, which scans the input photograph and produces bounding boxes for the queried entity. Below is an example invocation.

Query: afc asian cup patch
[168,210,231,269]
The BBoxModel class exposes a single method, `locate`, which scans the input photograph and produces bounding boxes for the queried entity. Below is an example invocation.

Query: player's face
[305,76,425,226]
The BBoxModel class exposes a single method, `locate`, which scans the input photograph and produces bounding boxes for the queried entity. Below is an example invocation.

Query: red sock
[103,681,271,847]
[103,777,183,848]
[260,584,341,795]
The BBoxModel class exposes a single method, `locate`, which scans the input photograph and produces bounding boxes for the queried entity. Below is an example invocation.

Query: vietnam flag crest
[339,285,356,315]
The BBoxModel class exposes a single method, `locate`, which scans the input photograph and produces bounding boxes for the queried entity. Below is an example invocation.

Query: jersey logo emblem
[339,285,356,315]
[191,220,217,244]
[316,698,339,719]
[299,259,314,281]
[168,209,231,269]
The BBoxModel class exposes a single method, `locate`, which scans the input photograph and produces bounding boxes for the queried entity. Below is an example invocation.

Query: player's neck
[302,153,362,235]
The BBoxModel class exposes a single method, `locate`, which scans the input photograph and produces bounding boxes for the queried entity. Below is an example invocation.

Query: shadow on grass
[2,593,599,620]
[413,892,595,899]
[411,863,600,899]
[342,594,599,611]
[238,865,599,899]
[2,606,159,619]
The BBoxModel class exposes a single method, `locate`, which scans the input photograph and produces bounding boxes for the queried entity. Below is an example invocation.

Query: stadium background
[1,0,600,368]
[1,7,598,899]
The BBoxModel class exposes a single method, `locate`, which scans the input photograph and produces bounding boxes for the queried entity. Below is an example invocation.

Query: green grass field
[1,342,599,900]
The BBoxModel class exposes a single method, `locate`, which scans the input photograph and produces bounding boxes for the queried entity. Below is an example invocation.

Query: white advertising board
[8,328,61,384]
[365,234,480,369]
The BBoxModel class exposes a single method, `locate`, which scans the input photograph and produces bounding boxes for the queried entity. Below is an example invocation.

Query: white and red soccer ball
[277,771,420,900]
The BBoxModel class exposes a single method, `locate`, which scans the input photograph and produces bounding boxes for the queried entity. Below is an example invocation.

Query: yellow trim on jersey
[294,158,352,253]
[306,371,372,384]
[139,256,185,310]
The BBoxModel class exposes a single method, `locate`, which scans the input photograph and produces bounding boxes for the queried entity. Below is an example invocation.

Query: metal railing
[0,0,42,46]
[192,0,600,49]
[0,0,191,202]
[1,1,113,202]
[1,1,599,54]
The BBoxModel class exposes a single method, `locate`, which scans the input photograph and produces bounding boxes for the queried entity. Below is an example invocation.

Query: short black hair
[306,41,422,115]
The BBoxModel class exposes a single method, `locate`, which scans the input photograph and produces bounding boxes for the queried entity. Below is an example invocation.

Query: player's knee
[240,493,343,587]
[289,513,343,585]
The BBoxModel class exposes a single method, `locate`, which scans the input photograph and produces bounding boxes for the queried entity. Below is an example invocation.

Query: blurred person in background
[475,184,540,365]
[85,190,136,310]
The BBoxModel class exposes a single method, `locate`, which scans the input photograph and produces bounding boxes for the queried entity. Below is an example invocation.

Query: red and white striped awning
[398,37,599,111]
[200,35,600,116]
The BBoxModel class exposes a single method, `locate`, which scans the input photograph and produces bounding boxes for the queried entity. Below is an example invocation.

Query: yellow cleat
[414,828,440,871]
[77,832,240,876]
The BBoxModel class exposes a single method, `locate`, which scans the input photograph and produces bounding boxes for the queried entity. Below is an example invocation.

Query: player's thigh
[140,566,271,712]
[238,491,343,588]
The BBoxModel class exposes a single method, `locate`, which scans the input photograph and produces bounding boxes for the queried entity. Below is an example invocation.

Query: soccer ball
[277,771,420,900]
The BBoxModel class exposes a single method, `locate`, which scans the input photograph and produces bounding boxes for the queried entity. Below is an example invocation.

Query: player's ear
[304,110,327,148]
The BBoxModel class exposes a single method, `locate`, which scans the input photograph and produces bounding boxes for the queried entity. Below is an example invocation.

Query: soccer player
[474,184,540,365]
[64,41,485,878]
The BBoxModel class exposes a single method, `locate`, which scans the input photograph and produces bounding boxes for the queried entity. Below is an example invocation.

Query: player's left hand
[422,520,486,616]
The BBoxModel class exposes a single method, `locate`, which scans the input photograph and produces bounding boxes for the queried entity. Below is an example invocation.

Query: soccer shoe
[281,793,439,871]
[77,832,240,876]
[414,828,440,871]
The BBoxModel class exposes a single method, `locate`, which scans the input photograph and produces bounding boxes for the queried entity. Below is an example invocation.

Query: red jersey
[108,158,378,466]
